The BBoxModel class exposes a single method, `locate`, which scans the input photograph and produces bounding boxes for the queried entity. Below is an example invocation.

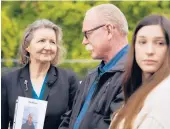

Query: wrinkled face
[82,12,111,60]
[135,25,168,75]
[26,28,57,64]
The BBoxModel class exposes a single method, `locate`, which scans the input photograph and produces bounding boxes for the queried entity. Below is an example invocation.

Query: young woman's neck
[29,61,50,78]
[142,72,152,82]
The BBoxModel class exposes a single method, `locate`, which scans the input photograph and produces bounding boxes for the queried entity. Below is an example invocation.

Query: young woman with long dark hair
[110,14,170,129]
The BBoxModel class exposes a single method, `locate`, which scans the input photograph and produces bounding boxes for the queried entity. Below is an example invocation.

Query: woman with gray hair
[1,19,79,129]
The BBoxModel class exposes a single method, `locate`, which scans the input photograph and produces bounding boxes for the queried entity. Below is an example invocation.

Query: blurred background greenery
[1,1,170,79]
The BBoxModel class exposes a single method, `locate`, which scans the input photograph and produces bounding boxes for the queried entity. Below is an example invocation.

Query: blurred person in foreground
[109,15,170,129]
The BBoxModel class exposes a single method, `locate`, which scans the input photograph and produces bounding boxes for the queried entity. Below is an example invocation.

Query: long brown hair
[110,15,170,129]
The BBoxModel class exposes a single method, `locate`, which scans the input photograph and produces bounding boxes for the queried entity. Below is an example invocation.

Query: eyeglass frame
[83,24,106,40]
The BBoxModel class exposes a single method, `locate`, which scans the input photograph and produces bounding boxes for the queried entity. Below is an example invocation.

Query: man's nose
[82,36,88,45]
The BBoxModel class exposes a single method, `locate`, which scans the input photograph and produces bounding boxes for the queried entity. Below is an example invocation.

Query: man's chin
[91,53,99,60]
[91,53,103,61]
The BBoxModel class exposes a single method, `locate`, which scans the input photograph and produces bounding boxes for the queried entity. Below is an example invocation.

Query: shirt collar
[98,45,129,74]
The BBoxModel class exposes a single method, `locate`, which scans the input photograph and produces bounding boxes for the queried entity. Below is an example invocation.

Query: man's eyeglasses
[83,24,105,39]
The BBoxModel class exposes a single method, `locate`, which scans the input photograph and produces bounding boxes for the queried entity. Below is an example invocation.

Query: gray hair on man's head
[20,19,66,65]
[86,4,128,36]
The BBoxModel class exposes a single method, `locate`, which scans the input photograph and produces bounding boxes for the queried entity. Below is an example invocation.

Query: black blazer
[1,64,79,129]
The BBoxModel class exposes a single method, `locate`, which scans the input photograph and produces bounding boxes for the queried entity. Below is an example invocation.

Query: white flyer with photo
[13,96,48,129]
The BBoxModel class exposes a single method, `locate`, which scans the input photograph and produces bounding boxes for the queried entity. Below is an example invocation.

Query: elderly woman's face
[135,25,168,75]
[26,28,57,64]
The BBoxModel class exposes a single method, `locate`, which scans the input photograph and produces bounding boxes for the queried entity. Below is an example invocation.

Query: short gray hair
[20,19,66,65]
[86,4,128,36]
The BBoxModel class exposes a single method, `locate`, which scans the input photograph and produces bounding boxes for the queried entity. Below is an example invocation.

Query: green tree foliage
[2,1,170,77]
[2,9,21,67]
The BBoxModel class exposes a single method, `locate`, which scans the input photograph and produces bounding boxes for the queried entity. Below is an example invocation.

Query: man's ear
[107,24,114,40]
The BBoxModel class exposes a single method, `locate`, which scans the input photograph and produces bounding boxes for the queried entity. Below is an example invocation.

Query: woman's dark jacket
[1,64,79,129]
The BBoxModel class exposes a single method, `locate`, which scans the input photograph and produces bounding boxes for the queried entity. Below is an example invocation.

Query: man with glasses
[59,4,129,129]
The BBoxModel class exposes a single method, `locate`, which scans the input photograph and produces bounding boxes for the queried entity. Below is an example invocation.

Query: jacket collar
[88,53,128,75]
[19,64,58,100]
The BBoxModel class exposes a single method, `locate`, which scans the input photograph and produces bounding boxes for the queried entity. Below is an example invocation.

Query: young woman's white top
[109,75,170,129]
[133,75,170,129]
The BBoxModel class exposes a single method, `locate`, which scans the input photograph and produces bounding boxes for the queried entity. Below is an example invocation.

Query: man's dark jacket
[59,55,127,129]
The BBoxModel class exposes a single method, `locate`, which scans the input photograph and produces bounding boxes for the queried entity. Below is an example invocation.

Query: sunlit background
[2,1,170,78]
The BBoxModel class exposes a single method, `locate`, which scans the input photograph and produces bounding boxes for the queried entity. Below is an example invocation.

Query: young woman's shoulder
[146,75,170,104]
[135,75,170,129]
[136,116,165,129]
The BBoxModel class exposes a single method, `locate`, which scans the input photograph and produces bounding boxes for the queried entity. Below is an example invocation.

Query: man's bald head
[84,4,128,36]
